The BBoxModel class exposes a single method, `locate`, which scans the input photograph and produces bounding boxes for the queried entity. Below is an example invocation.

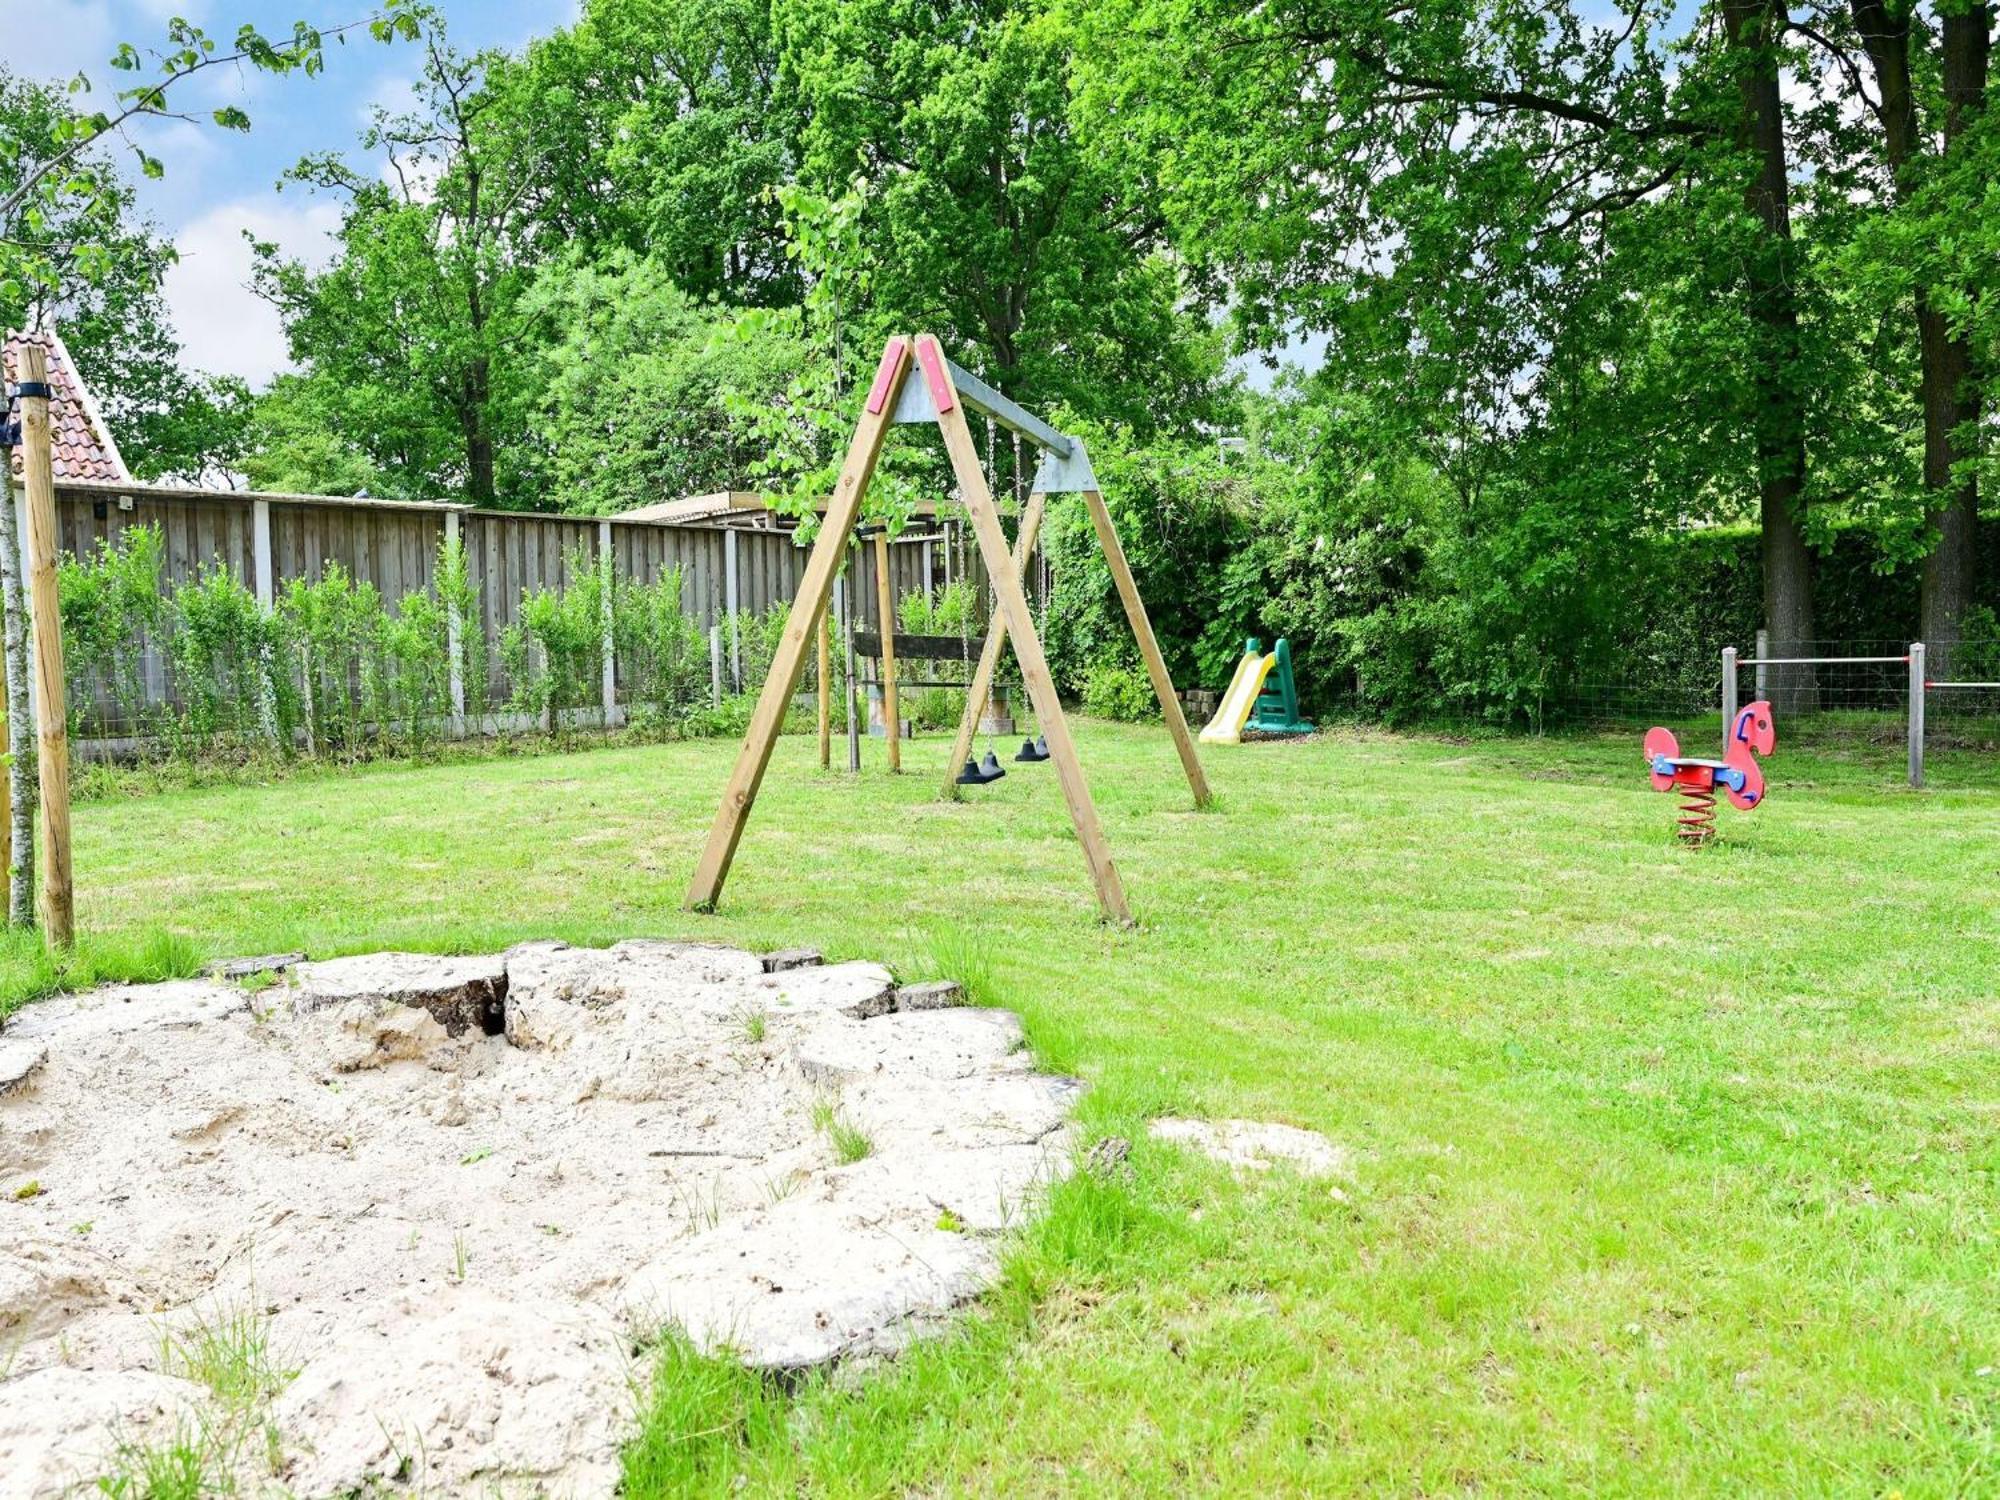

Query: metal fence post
[1754,628,1768,703]
[709,624,723,708]
[1908,641,1925,789]
[1721,645,1738,752]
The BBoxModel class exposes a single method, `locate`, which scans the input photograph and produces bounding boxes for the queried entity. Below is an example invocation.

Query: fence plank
[52,484,966,745]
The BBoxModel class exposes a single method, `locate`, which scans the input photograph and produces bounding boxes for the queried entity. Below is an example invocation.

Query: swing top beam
[893,354,1072,460]
[876,341,1098,494]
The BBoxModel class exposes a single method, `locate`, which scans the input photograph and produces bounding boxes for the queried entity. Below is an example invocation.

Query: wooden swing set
[685,334,1209,925]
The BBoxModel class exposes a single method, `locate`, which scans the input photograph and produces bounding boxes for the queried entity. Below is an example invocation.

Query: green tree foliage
[779,0,1223,432]
[522,252,803,513]
[254,14,548,506]
[0,72,252,484]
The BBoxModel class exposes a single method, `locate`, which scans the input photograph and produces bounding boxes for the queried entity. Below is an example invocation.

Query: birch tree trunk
[0,467,36,926]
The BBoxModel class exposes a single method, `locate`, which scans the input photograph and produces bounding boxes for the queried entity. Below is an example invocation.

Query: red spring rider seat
[1643,701,1775,845]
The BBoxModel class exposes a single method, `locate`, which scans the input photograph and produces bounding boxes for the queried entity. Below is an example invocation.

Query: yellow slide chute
[1199,648,1276,745]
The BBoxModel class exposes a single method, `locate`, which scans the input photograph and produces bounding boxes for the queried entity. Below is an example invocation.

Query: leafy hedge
[1036,427,2000,728]
[56,524,803,760]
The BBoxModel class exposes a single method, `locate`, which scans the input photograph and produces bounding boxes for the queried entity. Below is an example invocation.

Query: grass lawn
[17,716,2000,1494]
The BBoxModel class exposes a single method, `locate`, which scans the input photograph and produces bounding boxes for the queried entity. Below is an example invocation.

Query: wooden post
[816,607,832,769]
[924,340,1130,924]
[941,491,1046,799]
[18,344,72,947]
[872,529,900,771]
[686,336,912,912]
[1080,489,1212,808]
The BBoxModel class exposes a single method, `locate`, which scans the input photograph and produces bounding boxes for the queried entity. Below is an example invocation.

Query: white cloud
[163,195,342,386]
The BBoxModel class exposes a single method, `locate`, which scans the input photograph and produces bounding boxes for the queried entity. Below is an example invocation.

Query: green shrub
[614,564,708,728]
[502,544,609,730]
[59,522,166,735]
[1081,661,1158,722]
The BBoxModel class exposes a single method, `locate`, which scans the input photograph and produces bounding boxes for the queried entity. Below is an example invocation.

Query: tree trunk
[1724,0,1817,711]
[0,467,35,926]
[1919,5,1989,671]
[1917,305,1978,666]
[1853,0,1988,671]
[461,358,496,507]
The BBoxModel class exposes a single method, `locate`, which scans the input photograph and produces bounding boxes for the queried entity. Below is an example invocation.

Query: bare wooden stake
[872,529,900,771]
[18,343,72,947]
[686,337,912,912]
[1080,489,1211,807]
[941,491,1046,800]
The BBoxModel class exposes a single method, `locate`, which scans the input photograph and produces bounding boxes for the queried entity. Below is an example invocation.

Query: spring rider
[1643,701,1775,845]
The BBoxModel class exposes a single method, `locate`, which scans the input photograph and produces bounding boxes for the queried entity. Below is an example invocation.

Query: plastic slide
[1200,649,1275,745]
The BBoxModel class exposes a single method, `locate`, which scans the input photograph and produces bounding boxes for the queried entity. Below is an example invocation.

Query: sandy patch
[1148,1117,1353,1178]
[0,942,1078,1496]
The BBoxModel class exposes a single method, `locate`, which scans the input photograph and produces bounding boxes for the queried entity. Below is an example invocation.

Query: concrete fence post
[252,499,281,745]
[444,510,465,738]
[1721,646,1738,753]
[1908,641,1926,789]
[598,519,617,727]
[724,528,741,691]
[709,625,723,708]
[1754,628,1768,703]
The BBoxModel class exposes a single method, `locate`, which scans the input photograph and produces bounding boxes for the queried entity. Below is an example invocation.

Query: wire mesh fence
[1548,636,2000,788]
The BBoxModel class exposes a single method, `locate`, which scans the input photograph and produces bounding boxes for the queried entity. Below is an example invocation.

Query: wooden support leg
[941,492,1047,799]
[872,529,900,771]
[686,338,911,912]
[927,357,1129,924]
[1080,489,1212,808]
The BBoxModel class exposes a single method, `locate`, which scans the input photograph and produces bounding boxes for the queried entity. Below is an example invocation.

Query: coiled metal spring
[1676,787,1717,845]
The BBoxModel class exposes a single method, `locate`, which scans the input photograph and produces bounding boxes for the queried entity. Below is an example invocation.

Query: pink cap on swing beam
[864,336,910,415]
[915,336,957,414]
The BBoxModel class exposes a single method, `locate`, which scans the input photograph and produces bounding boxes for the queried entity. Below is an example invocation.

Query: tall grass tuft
[620,1329,797,1497]
[0,926,205,1026]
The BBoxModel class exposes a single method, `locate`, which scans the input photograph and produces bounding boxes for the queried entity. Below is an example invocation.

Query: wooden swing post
[922,341,1129,923]
[686,332,1202,926]
[941,491,1046,800]
[685,337,912,911]
[1080,489,1211,807]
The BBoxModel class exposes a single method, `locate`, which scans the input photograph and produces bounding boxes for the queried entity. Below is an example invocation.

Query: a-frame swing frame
[685,333,1210,925]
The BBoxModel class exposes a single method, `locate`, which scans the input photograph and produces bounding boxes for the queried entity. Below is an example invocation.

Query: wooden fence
[46,480,998,738]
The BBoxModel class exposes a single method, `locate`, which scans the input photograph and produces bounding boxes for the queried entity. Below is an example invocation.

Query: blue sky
[10,1,579,383]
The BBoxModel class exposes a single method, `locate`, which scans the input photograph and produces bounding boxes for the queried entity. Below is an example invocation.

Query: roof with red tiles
[4,328,132,487]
